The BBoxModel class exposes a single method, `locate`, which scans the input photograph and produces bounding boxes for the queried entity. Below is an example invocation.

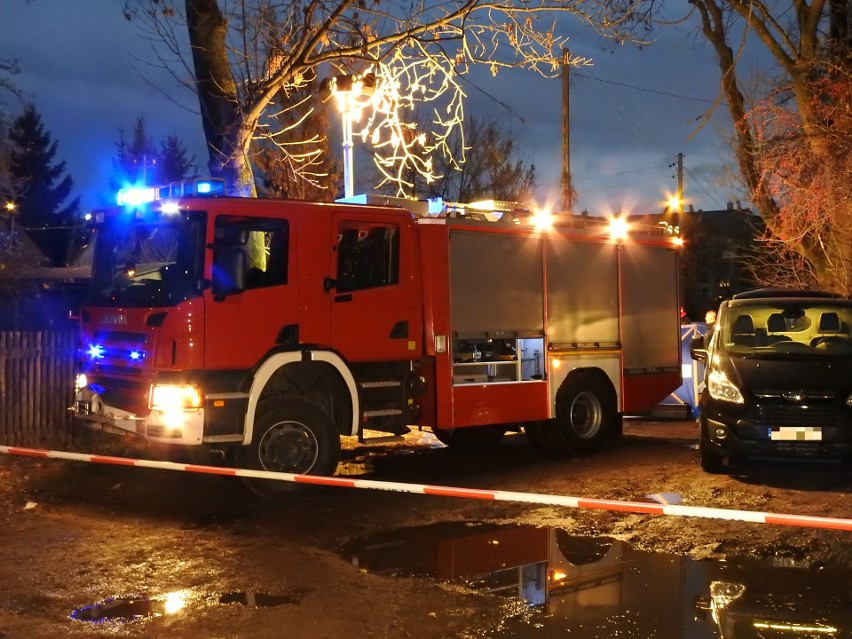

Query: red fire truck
[72,179,681,485]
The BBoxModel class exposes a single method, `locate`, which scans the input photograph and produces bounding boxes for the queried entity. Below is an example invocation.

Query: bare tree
[688,0,852,292]
[425,115,536,203]
[123,0,651,197]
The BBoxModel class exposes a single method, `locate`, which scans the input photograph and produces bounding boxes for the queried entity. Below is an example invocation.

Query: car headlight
[708,370,744,404]
[150,384,202,411]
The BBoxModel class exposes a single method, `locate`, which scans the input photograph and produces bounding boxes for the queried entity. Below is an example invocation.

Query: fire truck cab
[73,181,681,485]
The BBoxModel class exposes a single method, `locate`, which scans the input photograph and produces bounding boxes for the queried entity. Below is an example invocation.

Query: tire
[239,397,341,496]
[431,425,506,449]
[699,425,725,474]
[556,374,617,454]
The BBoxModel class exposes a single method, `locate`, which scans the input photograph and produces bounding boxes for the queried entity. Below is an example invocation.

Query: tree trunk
[185,0,256,196]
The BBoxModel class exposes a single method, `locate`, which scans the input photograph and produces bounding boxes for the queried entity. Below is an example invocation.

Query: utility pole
[668,152,684,228]
[561,48,573,212]
[675,152,683,214]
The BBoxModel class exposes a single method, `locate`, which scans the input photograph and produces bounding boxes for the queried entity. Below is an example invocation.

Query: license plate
[769,426,822,441]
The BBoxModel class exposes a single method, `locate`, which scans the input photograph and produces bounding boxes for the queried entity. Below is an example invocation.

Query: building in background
[632,203,765,322]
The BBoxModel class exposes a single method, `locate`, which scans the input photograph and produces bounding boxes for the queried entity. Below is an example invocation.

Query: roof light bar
[116,178,226,206]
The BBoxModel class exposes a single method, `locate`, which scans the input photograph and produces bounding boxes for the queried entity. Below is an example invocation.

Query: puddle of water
[70,590,297,624]
[344,522,852,638]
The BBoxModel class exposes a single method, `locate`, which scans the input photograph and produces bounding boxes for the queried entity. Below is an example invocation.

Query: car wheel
[239,397,341,496]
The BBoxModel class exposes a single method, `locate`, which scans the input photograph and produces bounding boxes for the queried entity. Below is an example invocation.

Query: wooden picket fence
[0,330,80,447]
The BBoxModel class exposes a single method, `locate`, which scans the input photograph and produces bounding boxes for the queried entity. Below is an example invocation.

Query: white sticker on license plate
[770,426,822,441]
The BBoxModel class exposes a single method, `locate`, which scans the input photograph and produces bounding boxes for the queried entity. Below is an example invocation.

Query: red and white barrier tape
[2,444,851,532]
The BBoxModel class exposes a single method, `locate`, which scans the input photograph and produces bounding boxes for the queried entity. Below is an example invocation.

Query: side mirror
[212,246,247,299]
[690,334,708,362]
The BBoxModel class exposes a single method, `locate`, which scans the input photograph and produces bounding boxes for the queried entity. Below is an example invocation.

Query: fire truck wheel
[432,425,506,449]
[557,376,617,454]
[240,398,341,495]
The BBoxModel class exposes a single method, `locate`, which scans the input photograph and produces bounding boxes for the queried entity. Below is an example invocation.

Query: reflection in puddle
[344,522,852,638]
[70,590,298,624]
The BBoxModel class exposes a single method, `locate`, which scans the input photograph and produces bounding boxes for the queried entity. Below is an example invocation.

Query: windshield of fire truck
[87,211,205,307]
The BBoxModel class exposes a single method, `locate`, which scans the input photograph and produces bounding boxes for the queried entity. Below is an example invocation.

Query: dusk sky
[1,1,752,215]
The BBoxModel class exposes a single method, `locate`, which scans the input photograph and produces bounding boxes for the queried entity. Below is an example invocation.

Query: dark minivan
[691,289,852,472]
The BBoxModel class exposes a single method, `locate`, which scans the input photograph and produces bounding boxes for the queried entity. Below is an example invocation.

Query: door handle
[334,294,353,303]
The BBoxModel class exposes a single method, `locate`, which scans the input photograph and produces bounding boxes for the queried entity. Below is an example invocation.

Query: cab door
[328,213,422,363]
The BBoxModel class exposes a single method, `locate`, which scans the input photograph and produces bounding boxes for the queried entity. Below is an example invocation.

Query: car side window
[213,216,289,293]
[336,221,399,293]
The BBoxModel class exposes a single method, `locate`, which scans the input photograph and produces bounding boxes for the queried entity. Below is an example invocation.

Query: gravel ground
[1,419,851,638]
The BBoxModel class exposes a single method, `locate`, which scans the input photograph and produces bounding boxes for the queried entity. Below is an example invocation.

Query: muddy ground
[1,418,851,638]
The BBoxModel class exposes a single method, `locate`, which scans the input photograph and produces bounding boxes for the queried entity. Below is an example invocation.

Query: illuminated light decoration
[149,384,202,411]
[87,344,105,360]
[336,44,466,197]
[607,215,630,241]
[74,373,88,393]
[752,621,837,634]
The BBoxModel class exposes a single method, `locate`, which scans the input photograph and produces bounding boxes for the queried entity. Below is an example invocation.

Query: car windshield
[87,211,205,307]
[719,301,852,356]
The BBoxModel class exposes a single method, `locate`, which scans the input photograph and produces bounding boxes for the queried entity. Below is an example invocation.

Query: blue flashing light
[188,178,225,197]
[115,178,226,207]
[427,197,444,215]
[117,186,157,207]
[129,350,144,361]
[87,344,105,360]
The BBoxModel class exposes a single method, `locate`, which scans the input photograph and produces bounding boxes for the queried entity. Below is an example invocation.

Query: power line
[574,72,723,106]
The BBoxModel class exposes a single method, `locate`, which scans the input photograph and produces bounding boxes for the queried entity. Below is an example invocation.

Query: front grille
[757,402,840,426]
[94,376,150,414]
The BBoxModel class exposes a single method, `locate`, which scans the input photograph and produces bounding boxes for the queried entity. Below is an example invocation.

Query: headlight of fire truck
[75,373,89,394]
[149,384,202,411]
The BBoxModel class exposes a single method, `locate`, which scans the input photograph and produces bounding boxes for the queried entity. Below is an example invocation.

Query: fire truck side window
[336,222,399,293]
[213,216,289,293]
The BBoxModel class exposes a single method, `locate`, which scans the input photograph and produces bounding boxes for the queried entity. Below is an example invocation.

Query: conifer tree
[8,104,79,229]
[110,117,196,193]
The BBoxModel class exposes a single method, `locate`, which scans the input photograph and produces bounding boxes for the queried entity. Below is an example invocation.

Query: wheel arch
[243,350,359,445]
[554,367,617,414]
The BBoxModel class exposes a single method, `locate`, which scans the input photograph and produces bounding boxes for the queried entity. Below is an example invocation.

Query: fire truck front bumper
[73,386,204,446]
